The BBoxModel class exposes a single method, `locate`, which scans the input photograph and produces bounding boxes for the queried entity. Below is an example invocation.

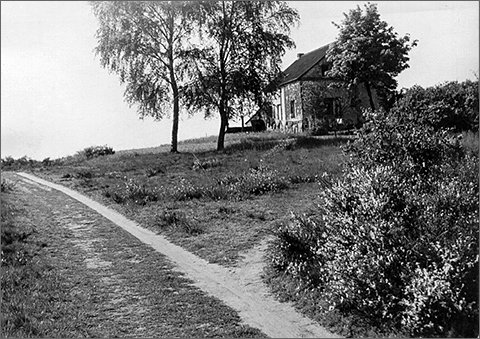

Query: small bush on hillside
[1,179,15,193]
[42,157,53,166]
[83,145,115,159]
[269,107,479,337]
[1,156,16,168]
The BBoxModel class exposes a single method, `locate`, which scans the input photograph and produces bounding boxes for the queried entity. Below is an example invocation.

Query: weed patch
[192,156,221,171]
[155,210,204,235]
[105,177,159,205]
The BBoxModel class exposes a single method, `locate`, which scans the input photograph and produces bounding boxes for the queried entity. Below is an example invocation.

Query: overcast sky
[1,1,478,160]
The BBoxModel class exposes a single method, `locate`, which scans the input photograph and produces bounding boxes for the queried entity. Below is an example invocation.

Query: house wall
[283,82,303,132]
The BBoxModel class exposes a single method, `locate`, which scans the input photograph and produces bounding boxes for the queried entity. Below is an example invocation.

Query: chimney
[297,53,304,59]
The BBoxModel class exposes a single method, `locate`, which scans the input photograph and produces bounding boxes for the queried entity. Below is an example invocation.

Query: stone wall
[283,82,303,121]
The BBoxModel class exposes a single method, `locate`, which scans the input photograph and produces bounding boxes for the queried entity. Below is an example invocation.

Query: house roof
[279,43,332,86]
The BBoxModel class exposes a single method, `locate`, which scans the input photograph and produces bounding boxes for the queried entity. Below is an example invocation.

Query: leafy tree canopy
[326,2,417,110]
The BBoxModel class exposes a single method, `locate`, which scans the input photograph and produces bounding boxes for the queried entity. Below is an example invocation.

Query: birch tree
[91,1,195,153]
[184,1,299,151]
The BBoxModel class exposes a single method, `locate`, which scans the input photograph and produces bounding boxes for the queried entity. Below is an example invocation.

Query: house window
[290,100,295,118]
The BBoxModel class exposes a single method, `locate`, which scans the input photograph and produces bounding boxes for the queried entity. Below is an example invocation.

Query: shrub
[1,179,15,193]
[393,80,479,132]
[1,156,16,168]
[269,107,479,337]
[42,158,53,166]
[83,145,115,159]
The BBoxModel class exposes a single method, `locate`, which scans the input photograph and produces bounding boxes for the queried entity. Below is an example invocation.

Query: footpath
[6,172,339,338]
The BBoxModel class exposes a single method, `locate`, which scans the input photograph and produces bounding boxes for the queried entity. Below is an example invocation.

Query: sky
[1,1,478,160]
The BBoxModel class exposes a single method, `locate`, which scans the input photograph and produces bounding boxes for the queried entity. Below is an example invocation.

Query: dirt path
[16,172,339,338]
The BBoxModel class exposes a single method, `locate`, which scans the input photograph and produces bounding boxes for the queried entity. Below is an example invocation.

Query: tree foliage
[326,2,417,110]
[393,79,479,132]
[183,1,299,151]
[91,1,196,152]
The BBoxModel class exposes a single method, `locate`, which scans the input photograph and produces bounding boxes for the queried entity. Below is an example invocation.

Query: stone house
[269,43,378,133]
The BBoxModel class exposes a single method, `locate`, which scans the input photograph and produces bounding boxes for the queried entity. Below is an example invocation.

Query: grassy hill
[21,131,351,265]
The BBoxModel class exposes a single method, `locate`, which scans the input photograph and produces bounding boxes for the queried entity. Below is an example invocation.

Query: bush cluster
[393,79,478,132]
[1,156,39,169]
[83,145,115,159]
[269,106,479,336]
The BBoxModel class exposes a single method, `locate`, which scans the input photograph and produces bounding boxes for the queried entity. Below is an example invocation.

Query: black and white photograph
[1,1,478,338]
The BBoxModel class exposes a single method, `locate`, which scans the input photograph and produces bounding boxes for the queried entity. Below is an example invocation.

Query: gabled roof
[279,43,332,86]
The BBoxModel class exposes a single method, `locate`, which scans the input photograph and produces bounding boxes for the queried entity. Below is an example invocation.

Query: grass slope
[29,132,350,265]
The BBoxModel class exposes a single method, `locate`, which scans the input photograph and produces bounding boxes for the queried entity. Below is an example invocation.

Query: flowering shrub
[269,107,479,336]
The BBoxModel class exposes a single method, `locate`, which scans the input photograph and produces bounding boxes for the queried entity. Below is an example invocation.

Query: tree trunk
[217,102,228,151]
[365,81,376,111]
[167,14,179,154]
[171,87,179,153]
